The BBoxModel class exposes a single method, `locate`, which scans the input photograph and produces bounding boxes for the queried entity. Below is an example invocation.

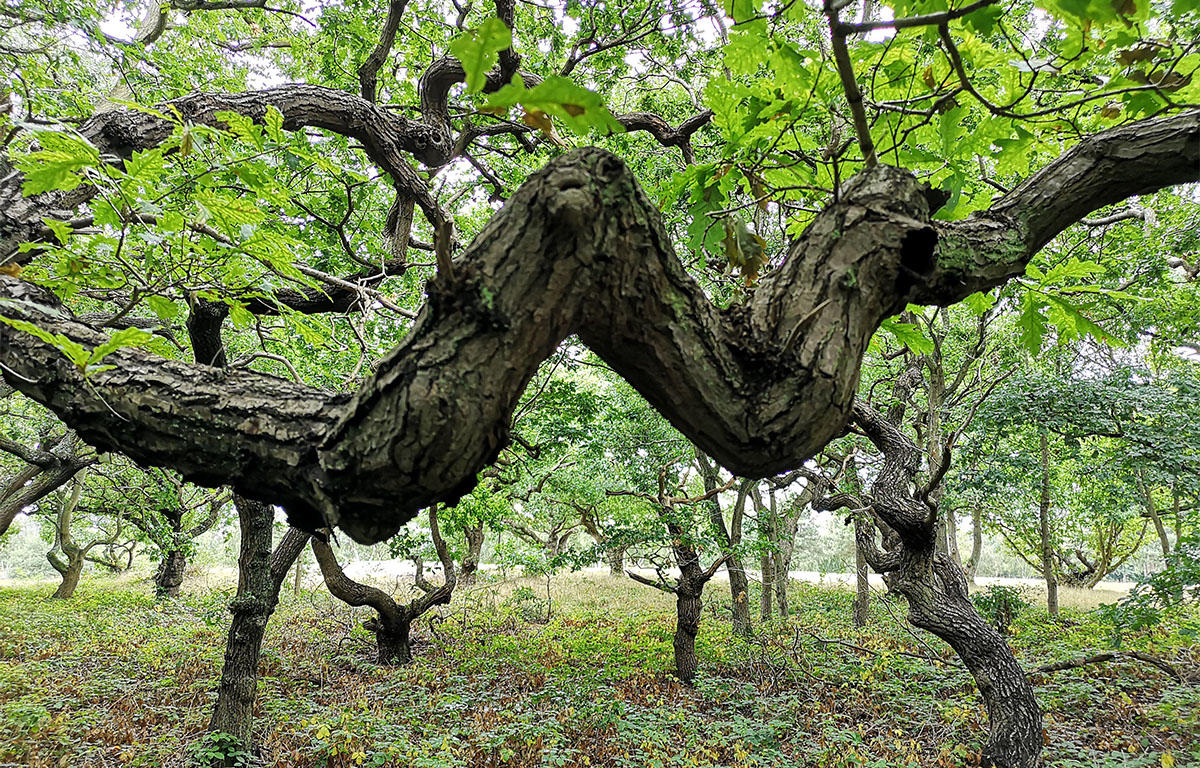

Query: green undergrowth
[0,574,1195,767]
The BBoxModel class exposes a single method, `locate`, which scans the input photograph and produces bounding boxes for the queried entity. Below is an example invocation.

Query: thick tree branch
[1,84,448,261]
[1,111,1197,542]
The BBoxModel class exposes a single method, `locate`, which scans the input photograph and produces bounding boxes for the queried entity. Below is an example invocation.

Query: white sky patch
[865,6,894,43]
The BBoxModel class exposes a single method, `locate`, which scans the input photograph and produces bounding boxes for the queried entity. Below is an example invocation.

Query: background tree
[311,505,460,665]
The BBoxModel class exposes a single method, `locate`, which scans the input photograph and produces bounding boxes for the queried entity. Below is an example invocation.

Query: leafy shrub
[1098,535,1200,646]
[503,585,549,623]
[188,731,253,768]
[973,584,1026,635]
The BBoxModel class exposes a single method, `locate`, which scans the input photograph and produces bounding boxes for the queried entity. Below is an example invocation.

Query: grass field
[0,572,1196,768]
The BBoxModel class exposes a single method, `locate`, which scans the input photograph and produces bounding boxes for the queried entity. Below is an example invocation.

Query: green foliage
[448,19,513,93]
[1,576,1195,767]
[189,732,253,768]
[1099,536,1200,644]
[972,584,1027,635]
[483,76,626,138]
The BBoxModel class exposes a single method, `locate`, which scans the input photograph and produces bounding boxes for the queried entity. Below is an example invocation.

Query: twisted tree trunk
[897,551,1041,768]
[1038,430,1059,617]
[312,506,458,665]
[47,470,89,599]
[826,395,1044,768]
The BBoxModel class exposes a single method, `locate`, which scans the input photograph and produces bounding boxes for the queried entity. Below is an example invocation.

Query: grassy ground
[0,572,1196,768]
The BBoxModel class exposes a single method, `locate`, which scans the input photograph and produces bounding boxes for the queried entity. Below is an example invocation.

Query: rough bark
[673,585,702,683]
[154,547,188,598]
[853,517,871,628]
[819,396,1044,768]
[2,114,1198,543]
[605,545,627,576]
[898,552,1042,768]
[460,524,484,585]
[207,499,309,745]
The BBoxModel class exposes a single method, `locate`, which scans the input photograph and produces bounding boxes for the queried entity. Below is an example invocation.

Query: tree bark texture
[853,517,871,628]
[672,581,704,684]
[207,499,309,746]
[1,109,1196,543]
[154,547,188,598]
[823,397,1044,768]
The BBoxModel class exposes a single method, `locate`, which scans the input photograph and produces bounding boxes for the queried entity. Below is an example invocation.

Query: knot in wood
[544,167,597,229]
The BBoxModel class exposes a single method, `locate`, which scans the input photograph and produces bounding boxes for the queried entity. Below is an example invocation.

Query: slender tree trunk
[207,499,308,747]
[965,503,983,585]
[1172,487,1183,545]
[853,519,870,628]
[292,546,303,597]
[367,615,413,665]
[774,553,789,618]
[50,553,84,599]
[47,470,88,599]
[674,583,702,683]
[155,547,188,598]
[1038,431,1059,617]
[1136,472,1171,558]
[759,551,773,621]
[207,497,273,746]
[460,524,484,585]
[727,558,751,635]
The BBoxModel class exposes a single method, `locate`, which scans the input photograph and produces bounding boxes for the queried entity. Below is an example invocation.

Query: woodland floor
[0,572,1197,768]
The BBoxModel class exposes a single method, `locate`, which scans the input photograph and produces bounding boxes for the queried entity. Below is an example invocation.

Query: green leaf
[448,18,512,94]
[86,327,155,369]
[15,130,100,196]
[1040,258,1104,285]
[195,191,266,230]
[964,3,1004,34]
[1043,293,1126,348]
[41,218,73,246]
[146,295,179,322]
[963,291,996,316]
[725,0,760,23]
[263,106,285,142]
[880,318,935,354]
[482,76,625,136]
[0,315,89,369]
[1016,293,1047,352]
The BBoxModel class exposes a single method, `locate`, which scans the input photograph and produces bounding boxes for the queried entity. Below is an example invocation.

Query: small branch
[806,630,964,669]
[626,569,676,594]
[825,1,877,167]
[1030,651,1186,683]
[839,0,999,34]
